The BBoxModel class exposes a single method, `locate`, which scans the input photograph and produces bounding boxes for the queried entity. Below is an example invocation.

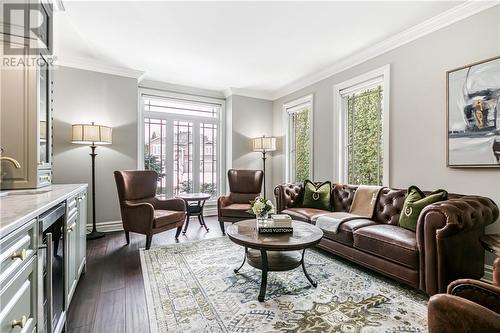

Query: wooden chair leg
[145,235,153,250]
[219,220,226,235]
[175,226,182,240]
[125,231,130,245]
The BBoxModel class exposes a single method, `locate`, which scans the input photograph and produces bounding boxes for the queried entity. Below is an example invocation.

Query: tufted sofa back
[331,184,406,224]
[275,182,464,225]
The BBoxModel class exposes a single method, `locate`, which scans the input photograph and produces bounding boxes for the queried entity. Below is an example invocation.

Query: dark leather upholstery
[114,170,186,249]
[218,169,263,234]
[274,182,499,295]
[219,203,254,218]
[354,224,418,269]
[428,278,500,333]
[281,207,331,222]
[322,218,377,246]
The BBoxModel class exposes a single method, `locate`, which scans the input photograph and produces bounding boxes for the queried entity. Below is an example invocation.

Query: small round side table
[176,192,212,234]
[480,234,500,285]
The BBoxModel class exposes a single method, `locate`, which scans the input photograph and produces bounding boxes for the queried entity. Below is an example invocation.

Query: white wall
[229,95,274,197]
[272,7,500,263]
[52,66,138,224]
[52,69,275,225]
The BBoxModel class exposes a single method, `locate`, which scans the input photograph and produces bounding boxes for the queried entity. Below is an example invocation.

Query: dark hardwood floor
[66,216,223,333]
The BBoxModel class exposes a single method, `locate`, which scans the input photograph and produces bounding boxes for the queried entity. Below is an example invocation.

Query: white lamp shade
[72,123,112,145]
[252,136,276,152]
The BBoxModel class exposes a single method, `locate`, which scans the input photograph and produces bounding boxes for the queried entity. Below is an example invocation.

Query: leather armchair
[114,170,186,249]
[428,278,500,332]
[218,169,263,234]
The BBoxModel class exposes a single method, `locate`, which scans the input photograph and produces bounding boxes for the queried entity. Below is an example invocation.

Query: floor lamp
[72,122,112,240]
[252,136,276,199]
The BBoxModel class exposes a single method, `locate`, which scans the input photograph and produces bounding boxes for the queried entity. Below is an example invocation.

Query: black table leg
[258,250,268,302]
[234,247,247,273]
[199,214,209,231]
[301,249,317,287]
[182,214,190,234]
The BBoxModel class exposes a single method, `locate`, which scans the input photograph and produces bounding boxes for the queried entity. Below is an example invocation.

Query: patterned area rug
[140,237,428,333]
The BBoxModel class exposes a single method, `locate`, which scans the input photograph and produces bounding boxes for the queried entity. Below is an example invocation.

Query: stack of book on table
[258,214,293,234]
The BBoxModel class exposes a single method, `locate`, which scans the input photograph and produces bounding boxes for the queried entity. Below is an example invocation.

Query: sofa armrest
[427,293,500,333]
[218,195,232,209]
[447,278,500,314]
[122,202,155,234]
[274,183,303,213]
[153,197,186,212]
[418,196,498,238]
[217,195,232,219]
[416,196,499,295]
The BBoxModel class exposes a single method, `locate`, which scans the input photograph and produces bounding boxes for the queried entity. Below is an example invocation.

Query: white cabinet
[64,189,87,307]
[0,1,54,190]
[76,192,87,276]
[0,220,37,333]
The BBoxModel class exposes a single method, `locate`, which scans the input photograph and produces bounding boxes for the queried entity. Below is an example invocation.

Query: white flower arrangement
[250,196,275,218]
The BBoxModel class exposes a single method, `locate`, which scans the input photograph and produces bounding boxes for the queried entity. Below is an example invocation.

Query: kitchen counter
[0,184,88,238]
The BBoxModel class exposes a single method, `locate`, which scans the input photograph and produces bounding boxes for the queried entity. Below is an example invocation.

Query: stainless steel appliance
[38,202,66,333]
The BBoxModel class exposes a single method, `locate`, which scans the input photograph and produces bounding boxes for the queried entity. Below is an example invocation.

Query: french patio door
[143,95,220,199]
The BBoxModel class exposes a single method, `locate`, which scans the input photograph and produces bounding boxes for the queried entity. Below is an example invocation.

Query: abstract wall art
[447,56,500,167]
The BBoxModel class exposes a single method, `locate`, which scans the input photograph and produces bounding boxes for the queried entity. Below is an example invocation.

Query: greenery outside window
[345,86,383,185]
[284,95,313,182]
[335,65,390,186]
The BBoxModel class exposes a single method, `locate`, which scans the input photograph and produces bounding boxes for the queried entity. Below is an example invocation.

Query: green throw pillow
[399,185,448,232]
[302,180,332,211]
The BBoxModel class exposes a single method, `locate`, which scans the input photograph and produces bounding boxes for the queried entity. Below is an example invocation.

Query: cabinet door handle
[10,248,27,261]
[11,315,26,328]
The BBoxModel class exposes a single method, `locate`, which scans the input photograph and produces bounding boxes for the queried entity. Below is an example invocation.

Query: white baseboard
[87,220,124,233]
[482,264,493,283]
[88,209,218,233]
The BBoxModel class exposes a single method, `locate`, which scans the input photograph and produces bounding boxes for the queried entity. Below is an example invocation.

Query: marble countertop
[0,184,88,238]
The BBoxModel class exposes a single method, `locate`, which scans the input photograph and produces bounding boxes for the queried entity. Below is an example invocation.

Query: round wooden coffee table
[226,219,323,302]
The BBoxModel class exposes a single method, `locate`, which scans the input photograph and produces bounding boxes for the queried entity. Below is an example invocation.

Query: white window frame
[283,94,314,183]
[333,65,390,186]
[137,88,226,203]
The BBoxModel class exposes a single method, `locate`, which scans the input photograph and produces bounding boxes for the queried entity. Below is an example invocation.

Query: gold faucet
[0,156,21,168]
[0,148,21,168]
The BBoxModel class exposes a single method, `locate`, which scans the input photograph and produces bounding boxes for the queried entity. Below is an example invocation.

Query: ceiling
[55,1,466,98]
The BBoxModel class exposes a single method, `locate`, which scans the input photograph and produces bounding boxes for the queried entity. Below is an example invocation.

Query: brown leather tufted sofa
[274,183,499,295]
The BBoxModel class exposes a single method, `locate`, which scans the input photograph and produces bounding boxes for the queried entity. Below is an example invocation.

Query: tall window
[345,86,383,185]
[284,95,313,182]
[335,65,390,186]
[142,92,223,199]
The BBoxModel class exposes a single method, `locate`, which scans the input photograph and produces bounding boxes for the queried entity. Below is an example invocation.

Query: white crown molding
[140,79,225,99]
[55,55,145,79]
[224,87,274,101]
[271,1,500,100]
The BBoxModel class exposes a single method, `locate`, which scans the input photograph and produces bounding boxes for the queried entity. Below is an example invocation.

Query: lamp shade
[72,123,112,145]
[252,136,276,152]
